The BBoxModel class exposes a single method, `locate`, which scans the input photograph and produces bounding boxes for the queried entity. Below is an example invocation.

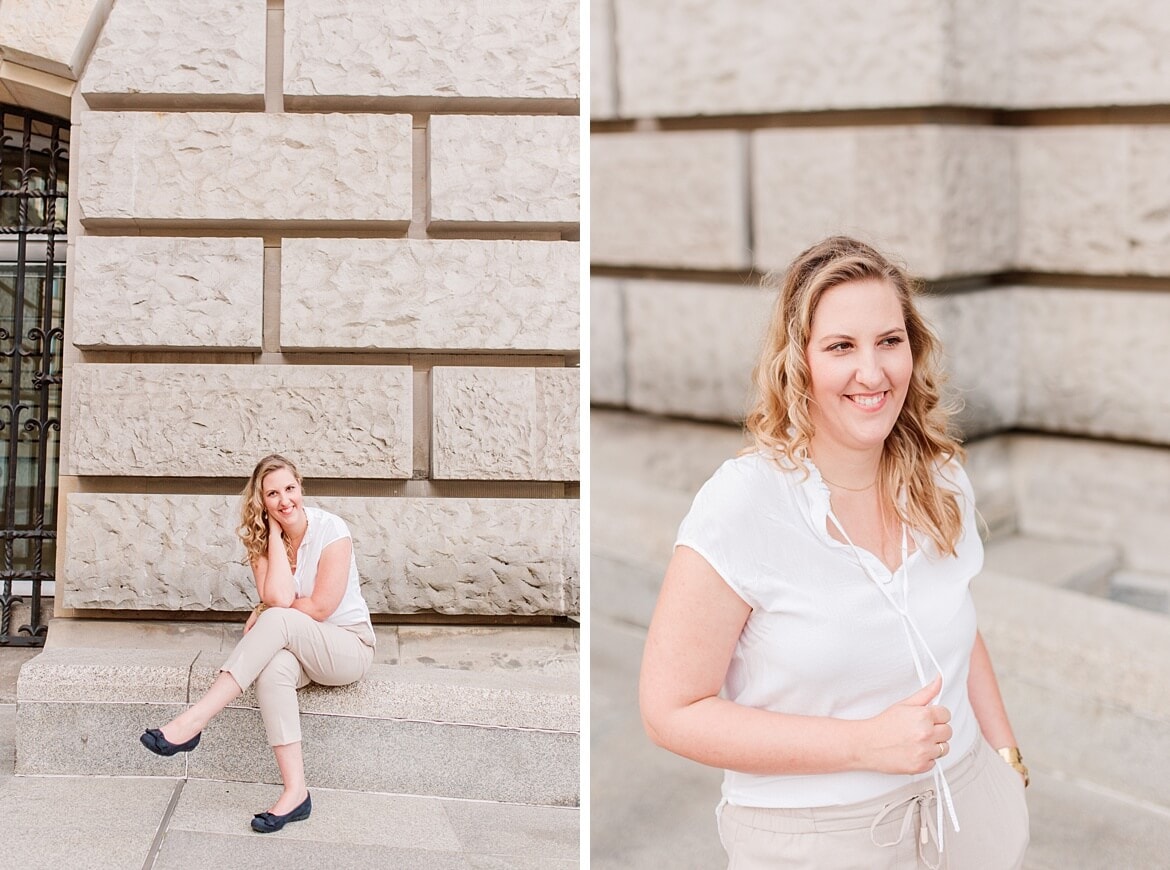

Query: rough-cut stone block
[62,494,578,616]
[590,0,617,118]
[1016,128,1128,275]
[280,239,578,352]
[613,0,947,117]
[589,278,625,405]
[1014,0,1170,108]
[76,111,412,223]
[752,126,1015,279]
[1010,436,1170,577]
[284,0,578,100]
[431,367,579,480]
[1124,128,1170,276]
[591,131,750,270]
[1015,287,1170,445]
[71,236,263,349]
[0,0,100,77]
[918,288,1019,439]
[626,280,772,421]
[81,0,264,100]
[66,364,412,477]
[428,115,578,225]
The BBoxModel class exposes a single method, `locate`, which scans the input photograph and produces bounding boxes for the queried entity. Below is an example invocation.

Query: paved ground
[1,621,579,870]
[590,409,1170,870]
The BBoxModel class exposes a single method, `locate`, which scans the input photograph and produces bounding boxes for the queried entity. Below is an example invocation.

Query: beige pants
[219,606,375,746]
[718,738,1029,870]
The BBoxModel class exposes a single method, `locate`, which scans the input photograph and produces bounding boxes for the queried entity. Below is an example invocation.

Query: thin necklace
[821,474,878,493]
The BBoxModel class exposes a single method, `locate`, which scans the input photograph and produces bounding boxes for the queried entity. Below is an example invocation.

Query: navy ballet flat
[251,792,312,833]
[140,727,201,757]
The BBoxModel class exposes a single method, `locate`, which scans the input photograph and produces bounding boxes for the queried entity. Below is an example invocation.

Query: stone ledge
[975,569,1170,807]
[15,646,580,804]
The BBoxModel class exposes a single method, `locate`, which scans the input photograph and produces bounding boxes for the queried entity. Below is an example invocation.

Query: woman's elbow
[264,591,295,608]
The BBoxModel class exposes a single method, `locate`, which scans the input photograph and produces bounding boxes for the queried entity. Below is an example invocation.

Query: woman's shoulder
[305,506,351,538]
[692,450,804,510]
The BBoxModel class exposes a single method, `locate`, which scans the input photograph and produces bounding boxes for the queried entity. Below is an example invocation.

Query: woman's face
[805,277,913,456]
[260,467,303,529]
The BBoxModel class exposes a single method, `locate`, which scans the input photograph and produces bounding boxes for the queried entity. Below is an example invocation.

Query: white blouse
[675,451,982,810]
[292,506,373,634]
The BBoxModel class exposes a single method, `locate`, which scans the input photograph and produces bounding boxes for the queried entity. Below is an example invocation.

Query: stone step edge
[18,648,578,733]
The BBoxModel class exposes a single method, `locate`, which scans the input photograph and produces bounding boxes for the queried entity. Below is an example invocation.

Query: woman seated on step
[141,453,376,833]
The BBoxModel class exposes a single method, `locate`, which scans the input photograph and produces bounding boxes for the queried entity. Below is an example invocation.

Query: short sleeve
[317,511,352,549]
[675,458,765,609]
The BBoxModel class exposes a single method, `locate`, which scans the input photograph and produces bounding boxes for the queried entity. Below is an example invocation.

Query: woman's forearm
[261,536,297,607]
[967,630,1017,749]
[646,696,871,776]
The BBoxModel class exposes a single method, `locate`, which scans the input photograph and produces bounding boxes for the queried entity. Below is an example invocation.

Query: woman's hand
[862,674,953,774]
[243,605,262,634]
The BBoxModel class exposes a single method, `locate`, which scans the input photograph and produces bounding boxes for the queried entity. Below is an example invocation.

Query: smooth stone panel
[1016,287,1170,444]
[589,278,625,405]
[81,0,264,99]
[625,280,773,421]
[752,126,1015,279]
[440,800,579,865]
[66,364,413,478]
[71,236,263,349]
[1010,435,1170,576]
[284,0,578,100]
[188,706,580,805]
[1015,0,1170,108]
[1017,127,1170,275]
[15,700,187,776]
[431,367,580,481]
[76,111,412,223]
[613,0,947,117]
[281,239,578,352]
[918,287,1020,438]
[154,830,466,870]
[1016,128,1128,274]
[428,115,579,225]
[590,0,616,118]
[62,494,578,615]
[591,131,750,270]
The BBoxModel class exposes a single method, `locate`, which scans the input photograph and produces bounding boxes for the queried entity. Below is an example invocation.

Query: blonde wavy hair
[237,454,302,566]
[744,236,966,556]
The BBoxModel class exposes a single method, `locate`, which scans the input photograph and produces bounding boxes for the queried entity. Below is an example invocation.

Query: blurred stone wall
[591,0,1170,551]
[2,0,580,618]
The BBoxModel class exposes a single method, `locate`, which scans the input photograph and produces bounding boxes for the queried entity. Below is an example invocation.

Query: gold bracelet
[996,746,1030,787]
[253,603,269,617]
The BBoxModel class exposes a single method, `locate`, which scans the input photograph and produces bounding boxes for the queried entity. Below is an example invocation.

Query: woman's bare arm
[639,546,953,776]
[967,631,1017,750]
[254,517,296,607]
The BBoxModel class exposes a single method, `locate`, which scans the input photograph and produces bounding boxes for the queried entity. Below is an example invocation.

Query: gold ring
[937,742,947,758]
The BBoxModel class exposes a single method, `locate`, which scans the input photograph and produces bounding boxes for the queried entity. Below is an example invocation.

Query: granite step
[982,533,1120,595]
[15,621,579,807]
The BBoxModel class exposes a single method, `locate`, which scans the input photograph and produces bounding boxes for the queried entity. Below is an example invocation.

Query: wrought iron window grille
[0,105,68,647]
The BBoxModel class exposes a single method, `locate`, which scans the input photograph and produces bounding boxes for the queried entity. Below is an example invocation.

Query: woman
[639,237,1029,868]
[141,454,376,833]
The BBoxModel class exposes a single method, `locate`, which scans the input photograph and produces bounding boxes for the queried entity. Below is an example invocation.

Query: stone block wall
[51,0,579,618]
[592,0,1170,556]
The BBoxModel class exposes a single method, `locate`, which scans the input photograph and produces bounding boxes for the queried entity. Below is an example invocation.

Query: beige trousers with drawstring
[717,738,1029,870]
